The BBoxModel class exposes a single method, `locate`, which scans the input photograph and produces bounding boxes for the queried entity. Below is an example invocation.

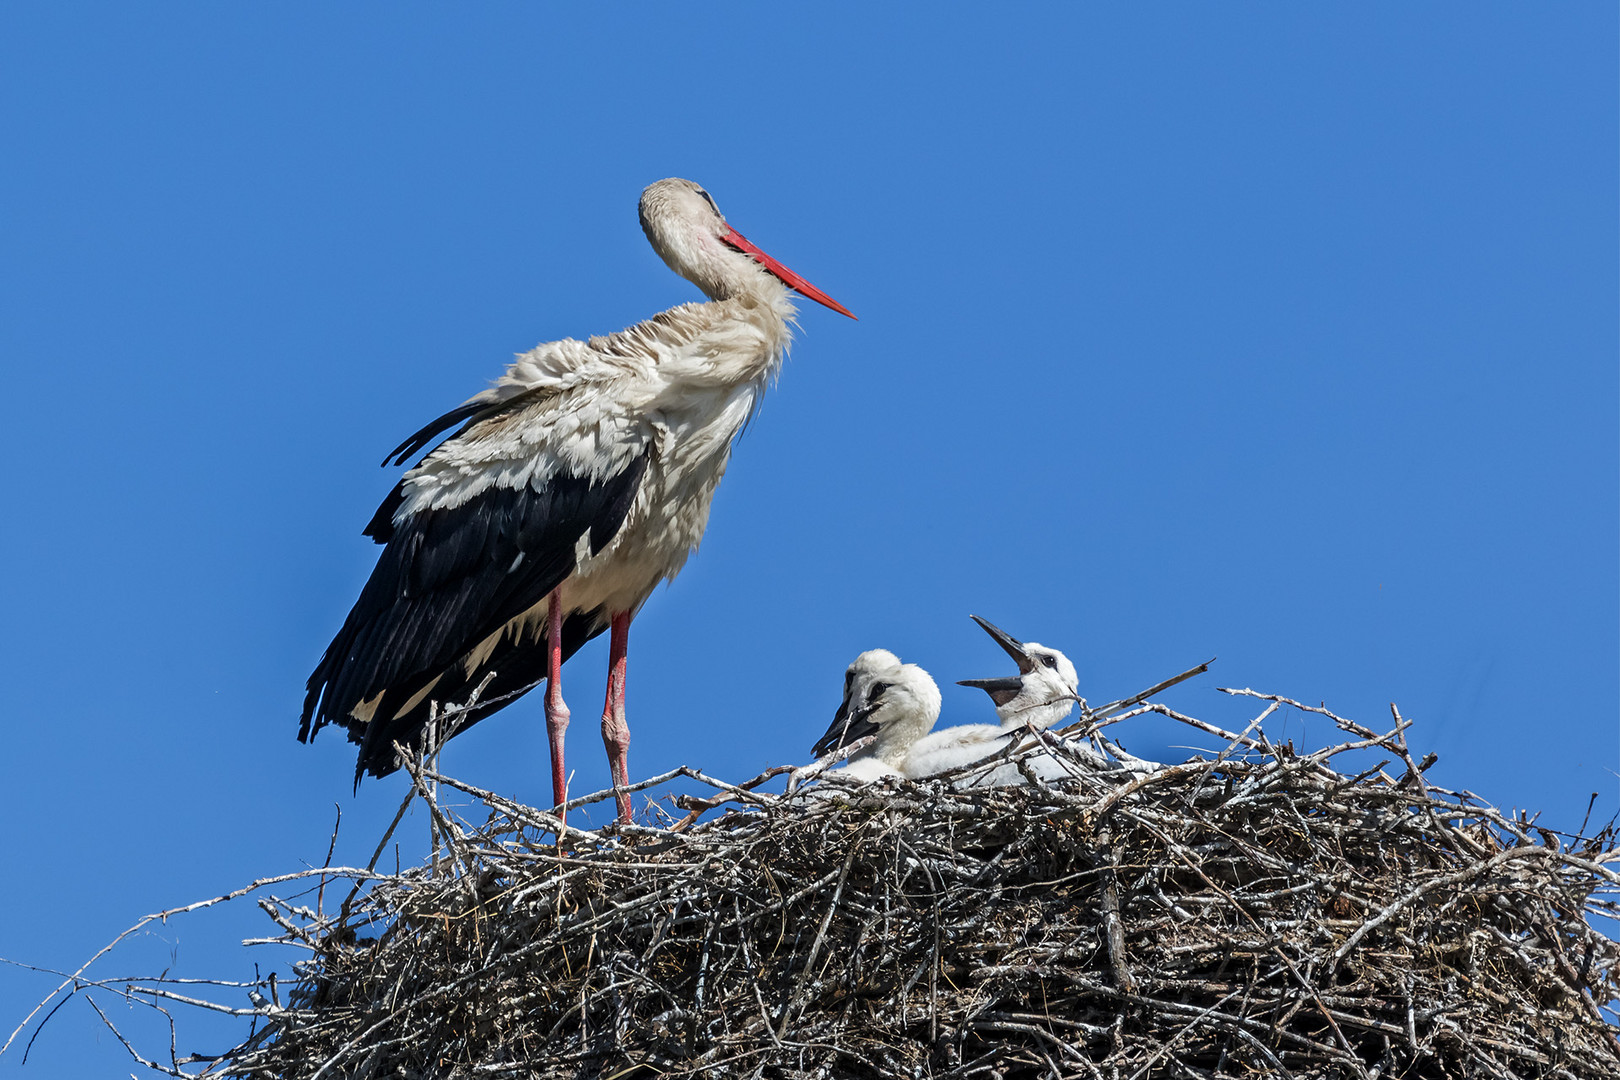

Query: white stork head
[813,650,941,769]
[639,178,855,319]
[957,615,1081,732]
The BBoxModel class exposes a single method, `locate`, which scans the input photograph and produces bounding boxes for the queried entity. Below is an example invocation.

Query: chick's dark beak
[812,698,881,759]
[969,614,1036,674]
[957,676,1024,708]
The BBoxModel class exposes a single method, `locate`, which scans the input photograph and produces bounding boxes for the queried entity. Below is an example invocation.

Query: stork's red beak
[723,228,857,320]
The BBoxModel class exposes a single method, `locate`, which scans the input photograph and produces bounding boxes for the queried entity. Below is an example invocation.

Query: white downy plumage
[809,650,940,783]
[896,617,1141,786]
[938,616,1161,785]
[955,615,1082,733]
[900,616,1090,784]
[898,722,1022,782]
[301,178,855,821]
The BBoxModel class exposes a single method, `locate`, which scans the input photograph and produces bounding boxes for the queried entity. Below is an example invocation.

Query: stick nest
[204,689,1620,1080]
[25,688,1612,1079]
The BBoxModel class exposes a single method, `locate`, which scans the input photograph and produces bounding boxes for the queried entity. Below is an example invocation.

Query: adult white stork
[300,178,855,821]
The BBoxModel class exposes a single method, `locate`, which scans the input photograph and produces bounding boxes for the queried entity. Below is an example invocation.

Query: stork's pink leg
[600,611,633,823]
[544,590,571,815]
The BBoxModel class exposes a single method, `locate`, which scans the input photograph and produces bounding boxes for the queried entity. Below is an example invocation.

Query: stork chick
[905,616,1097,785]
[956,615,1162,778]
[810,652,940,783]
[957,615,1081,732]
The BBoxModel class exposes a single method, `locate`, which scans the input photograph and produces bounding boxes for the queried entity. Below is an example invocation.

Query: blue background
[2,5,1615,1075]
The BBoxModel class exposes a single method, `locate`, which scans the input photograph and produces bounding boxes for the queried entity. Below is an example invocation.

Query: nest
[14,686,1620,1079]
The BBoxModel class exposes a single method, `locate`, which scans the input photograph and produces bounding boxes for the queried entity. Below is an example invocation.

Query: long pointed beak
[812,698,880,758]
[969,614,1036,674]
[956,675,1024,708]
[722,228,857,320]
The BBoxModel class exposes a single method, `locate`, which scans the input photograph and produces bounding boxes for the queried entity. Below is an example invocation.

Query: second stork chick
[906,616,1099,784]
[956,615,1082,732]
[811,650,940,782]
[955,614,1162,778]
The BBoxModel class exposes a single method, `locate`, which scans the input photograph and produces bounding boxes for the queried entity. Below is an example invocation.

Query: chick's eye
[867,682,891,703]
[1041,656,1058,669]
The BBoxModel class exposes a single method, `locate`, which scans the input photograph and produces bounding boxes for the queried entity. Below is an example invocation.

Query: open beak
[956,675,1024,708]
[723,228,858,320]
[969,614,1037,674]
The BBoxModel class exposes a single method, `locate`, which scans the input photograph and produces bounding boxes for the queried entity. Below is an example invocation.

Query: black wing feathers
[381,401,490,467]
[380,387,559,469]
[590,454,648,554]
[301,451,649,777]
[351,609,605,780]
[362,480,407,543]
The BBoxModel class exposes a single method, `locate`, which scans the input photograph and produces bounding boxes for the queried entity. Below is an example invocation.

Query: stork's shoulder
[405,390,647,503]
[585,302,715,361]
[591,298,794,383]
[422,336,652,461]
[485,336,643,401]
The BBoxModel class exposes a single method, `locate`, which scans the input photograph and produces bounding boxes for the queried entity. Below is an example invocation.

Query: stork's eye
[867,682,891,703]
[1041,655,1058,669]
[697,189,719,215]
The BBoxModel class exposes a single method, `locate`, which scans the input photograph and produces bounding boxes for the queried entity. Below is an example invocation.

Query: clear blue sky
[2,5,1615,1075]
